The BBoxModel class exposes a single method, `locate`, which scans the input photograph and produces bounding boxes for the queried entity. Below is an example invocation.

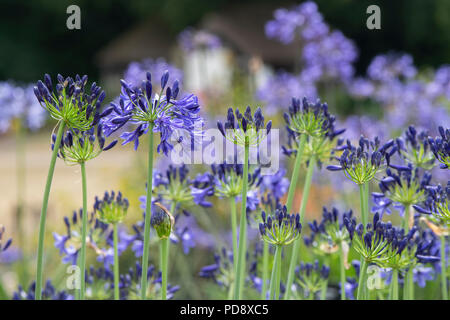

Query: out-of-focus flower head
[34,74,105,131]
[0,82,47,133]
[217,106,271,147]
[326,136,395,185]
[413,181,450,228]
[102,70,203,155]
[395,126,435,170]
[295,260,330,298]
[13,280,73,300]
[178,28,222,52]
[259,205,302,246]
[199,248,234,291]
[367,53,416,83]
[123,58,183,90]
[94,190,129,224]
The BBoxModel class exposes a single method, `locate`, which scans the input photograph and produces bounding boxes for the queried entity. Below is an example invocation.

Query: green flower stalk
[258,206,302,299]
[151,202,175,300]
[283,97,345,299]
[33,74,106,300]
[217,106,271,299]
[94,191,129,300]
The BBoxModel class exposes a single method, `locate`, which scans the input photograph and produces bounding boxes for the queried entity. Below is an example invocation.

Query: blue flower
[413,266,434,288]
[101,71,203,155]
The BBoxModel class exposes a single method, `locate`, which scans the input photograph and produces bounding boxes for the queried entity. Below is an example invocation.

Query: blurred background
[0,0,449,299]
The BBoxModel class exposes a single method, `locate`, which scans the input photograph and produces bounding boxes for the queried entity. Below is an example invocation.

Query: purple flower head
[13,280,73,300]
[428,126,450,169]
[101,71,203,155]
[178,28,222,52]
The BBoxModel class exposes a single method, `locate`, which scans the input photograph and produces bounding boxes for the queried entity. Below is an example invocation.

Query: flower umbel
[94,191,129,224]
[259,205,302,246]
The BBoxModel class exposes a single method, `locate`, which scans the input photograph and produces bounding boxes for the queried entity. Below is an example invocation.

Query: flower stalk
[230,197,238,275]
[440,235,448,300]
[261,241,269,300]
[78,161,88,300]
[140,124,154,300]
[268,245,282,300]
[284,156,316,300]
[113,223,120,300]
[35,122,65,300]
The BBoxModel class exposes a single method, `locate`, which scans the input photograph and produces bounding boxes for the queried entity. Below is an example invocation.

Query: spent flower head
[34,74,105,130]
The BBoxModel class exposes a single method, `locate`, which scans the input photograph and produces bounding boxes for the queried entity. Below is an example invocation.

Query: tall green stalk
[285,134,307,212]
[268,245,282,300]
[35,122,65,300]
[403,205,412,300]
[356,259,367,300]
[261,241,269,300]
[234,140,249,300]
[440,235,448,300]
[359,182,369,228]
[113,223,119,300]
[140,125,154,300]
[284,156,316,300]
[339,243,346,300]
[230,197,238,276]
[160,238,169,300]
[390,269,399,300]
[78,161,88,300]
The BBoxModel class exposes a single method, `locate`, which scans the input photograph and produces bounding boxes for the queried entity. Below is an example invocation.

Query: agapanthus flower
[123,58,183,90]
[307,207,354,255]
[367,53,416,83]
[0,225,12,253]
[413,182,450,226]
[295,260,330,298]
[141,164,214,209]
[259,205,302,246]
[54,125,117,164]
[259,168,290,200]
[255,72,317,115]
[326,136,395,185]
[86,263,179,300]
[52,209,134,267]
[178,27,222,52]
[341,277,358,300]
[151,202,175,240]
[13,280,73,300]
[217,106,271,147]
[395,126,435,170]
[412,265,435,288]
[0,82,47,133]
[265,1,328,44]
[101,71,203,155]
[34,74,105,131]
[199,248,234,291]
[373,164,431,216]
[428,126,450,169]
[94,190,129,224]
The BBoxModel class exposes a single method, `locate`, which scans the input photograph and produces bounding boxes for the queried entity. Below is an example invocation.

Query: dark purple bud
[103,140,118,151]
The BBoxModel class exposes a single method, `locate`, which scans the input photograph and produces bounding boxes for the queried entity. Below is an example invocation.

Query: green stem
[339,243,346,300]
[359,183,369,228]
[230,196,238,277]
[440,236,448,300]
[261,241,269,300]
[274,246,282,300]
[78,161,88,300]
[140,125,154,300]
[404,266,414,300]
[285,134,307,212]
[113,223,120,300]
[391,269,399,300]
[284,156,316,300]
[268,245,282,300]
[356,260,367,300]
[233,141,249,300]
[320,280,328,300]
[35,122,65,300]
[160,238,169,300]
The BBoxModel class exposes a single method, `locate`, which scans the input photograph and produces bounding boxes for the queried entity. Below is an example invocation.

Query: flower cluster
[327,136,395,185]
[217,107,271,147]
[414,182,450,226]
[295,260,330,298]
[199,248,235,291]
[428,126,450,169]
[54,126,117,164]
[178,28,222,52]
[395,126,435,170]
[34,74,105,130]
[0,82,46,133]
[94,191,129,224]
[101,71,203,155]
[13,280,73,300]
[259,206,302,246]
